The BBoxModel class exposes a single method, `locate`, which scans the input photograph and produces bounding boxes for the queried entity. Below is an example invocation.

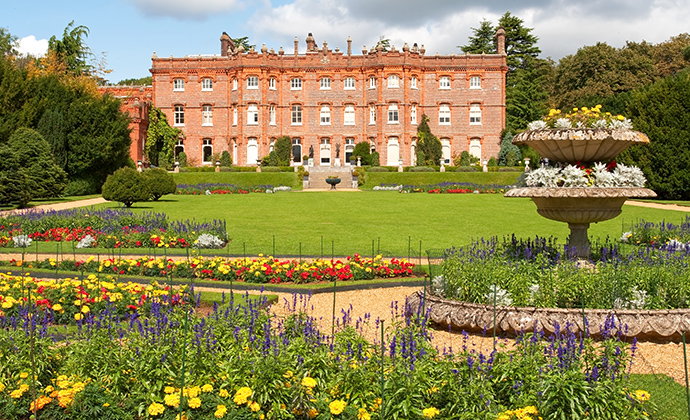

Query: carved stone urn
[504,128,656,257]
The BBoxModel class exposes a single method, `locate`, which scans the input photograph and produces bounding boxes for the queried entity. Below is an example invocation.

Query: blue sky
[4,0,689,84]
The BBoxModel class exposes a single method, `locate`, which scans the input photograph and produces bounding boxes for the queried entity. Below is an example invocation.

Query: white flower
[13,234,32,248]
[486,285,512,306]
[614,287,647,309]
[613,163,646,187]
[609,118,633,130]
[527,120,547,131]
[194,234,225,249]
[620,231,632,243]
[592,162,615,187]
[273,186,292,192]
[592,119,609,129]
[560,165,588,187]
[76,234,96,249]
[526,167,560,187]
[432,275,446,295]
[554,118,572,128]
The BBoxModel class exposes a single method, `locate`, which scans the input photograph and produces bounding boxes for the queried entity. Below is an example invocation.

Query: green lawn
[82,192,684,257]
[629,374,689,419]
[173,172,301,189]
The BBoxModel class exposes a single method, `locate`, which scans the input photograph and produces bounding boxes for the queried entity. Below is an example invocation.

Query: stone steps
[304,166,355,190]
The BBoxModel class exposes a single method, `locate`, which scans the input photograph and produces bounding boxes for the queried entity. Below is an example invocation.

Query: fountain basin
[513,129,649,163]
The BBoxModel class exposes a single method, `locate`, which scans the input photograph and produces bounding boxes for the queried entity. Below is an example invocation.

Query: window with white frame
[246,138,258,165]
[173,79,184,91]
[320,105,331,125]
[291,78,302,90]
[233,107,238,125]
[291,105,302,125]
[174,139,184,158]
[232,78,238,90]
[410,76,418,89]
[387,75,399,88]
[411,104,417,125]
[247,76,259,89]
[469,76,482,89]
[369,104,376,125]
[174,105,184,126]
[269,78,276,90]
[320,77,331,90]
[439,76,451,89]
[439,104,451,125]
[247,104,258,125]
[269,106,276,125]
[368,76,376,89]
[344,77,355,90]
[202,105,213,126]
[470,104,482,125]
[201,78,213,91]
[387,103,399,123]
[345,138,355,163]
[344,105,355,125]
[202,139,213,163]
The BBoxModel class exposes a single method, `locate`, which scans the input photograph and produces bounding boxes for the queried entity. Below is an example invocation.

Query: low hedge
[455,166,478,172]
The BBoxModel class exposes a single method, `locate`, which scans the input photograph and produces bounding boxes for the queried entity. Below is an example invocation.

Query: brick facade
[111,31,507,168]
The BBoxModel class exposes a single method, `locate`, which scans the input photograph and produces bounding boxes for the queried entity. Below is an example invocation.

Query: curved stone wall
[408,290,690,341]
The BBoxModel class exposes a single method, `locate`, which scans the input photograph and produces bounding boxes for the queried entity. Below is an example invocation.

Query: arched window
[439,76,451,89]
[469,138,482,160]
[320,105,331,125]
[202,139,213,163]
[174,105,184,126]
[439,104,451,125]
[291,105,302,125]
[387,104,399,124]
[201,78,213,91]
[174,139,184,158]
[469,76,482,89]
[344,105,355,125]
[247,104,258,125]
[387,75,399,88]
[441,138,451,165]
[411,104,417,125]
[246,138,258,165]
[202,105,213,126]
[292,138,302,163]
[470,104,482,125]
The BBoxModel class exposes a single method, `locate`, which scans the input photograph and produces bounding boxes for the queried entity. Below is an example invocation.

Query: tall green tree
[231,37,254,51]
[498,12,541,71]
[146,107,181,169]
[416,114,442,166]
[618,70,690,199]
[377,37,391,52]
[48,21,93,75]
[0,27,17,57]
[275,136,291,166]
[460,20,495,54]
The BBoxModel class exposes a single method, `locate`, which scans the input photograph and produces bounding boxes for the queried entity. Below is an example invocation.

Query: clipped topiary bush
[352,167,366,186]
[261,166,282,172]
[177,152,188,167]
[219,151,232,167]
[409,166,436,172]
[455,166,478,172]
[142,168,177,201]
[366,166,389,172]
[102,167,151,208]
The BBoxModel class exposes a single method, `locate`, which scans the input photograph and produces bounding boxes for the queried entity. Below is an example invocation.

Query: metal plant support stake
[331,277,337,342]
[683,331,690,420]
[380,320,386,419]
[178,307,190,420]
[493,286,497,351]
[28,286,38,419]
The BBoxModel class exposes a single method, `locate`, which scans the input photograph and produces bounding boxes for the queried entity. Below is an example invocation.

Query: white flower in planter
[560,165,588,187]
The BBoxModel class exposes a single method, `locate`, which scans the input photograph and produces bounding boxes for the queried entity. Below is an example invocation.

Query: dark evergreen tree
[351,142,372,165]
[497,131,522,166]
[219,150,232,167]
[275,136,291,166]
[48,21,93,75]
[619,70,690,199]
[416,114,442,166]
[460,20,495,54]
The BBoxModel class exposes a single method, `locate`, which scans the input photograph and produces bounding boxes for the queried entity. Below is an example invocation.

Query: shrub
[261,166,281,172]
[455,166,478,172]
[488,157,498,167]
[219,150,232,167]
[499,167,522,172]
[63,178,98,196]
[409,166,436,172]
[498,131,522,166]
[219,167,237,172]
[262,151,278,167]
[102,167,151,208]
[351,142,372,165]
[275,136,292,166]
[297,166,308,179]
[370,151,380,166]
[142,168,177,200]
[177,151,188,167]
[417,114,442,165]
[366,166,388,172]
[352,167,365,186]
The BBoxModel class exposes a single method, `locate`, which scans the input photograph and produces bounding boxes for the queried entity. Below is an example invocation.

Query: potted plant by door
[325,175,341,190]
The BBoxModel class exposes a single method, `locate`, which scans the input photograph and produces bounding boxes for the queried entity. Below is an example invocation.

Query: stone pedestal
[335,158,341,167]
[308,158,314,167]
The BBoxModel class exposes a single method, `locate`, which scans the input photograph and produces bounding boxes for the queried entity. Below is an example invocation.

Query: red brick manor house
[107,30,507,167]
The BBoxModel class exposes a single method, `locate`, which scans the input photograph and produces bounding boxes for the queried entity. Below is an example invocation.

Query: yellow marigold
[0,382,6,393]
[307,408,318,418]
[19,372,29,379]
[81,306,90,314]
[422,407,440,418]
[634,389,650,402]
[164,393,180,407]
[74,313,84,321]
[148,402,165,416]
[301,377,317,388]
[188,397,201,409]
[358,408,371,420]
[249,401,261,412]
[329,400,346,415]
[283,370,293,379]
[164,386,176,394]
[233,387,252,405]
[30,395,53,411]
[218,389,229,398]
[214,404,228,418]
[202,384,213,393]
[52,303,63,312]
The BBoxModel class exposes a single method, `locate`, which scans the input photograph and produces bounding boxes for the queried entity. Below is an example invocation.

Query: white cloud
[126,0,244,20]
[16,36,48,57]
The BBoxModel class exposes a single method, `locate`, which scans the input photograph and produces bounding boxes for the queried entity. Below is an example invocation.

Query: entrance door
[387,137,399,166]
[292,138,302,164]
[345,138,355,165]
[320,138,331,166]
[247,138,258,165]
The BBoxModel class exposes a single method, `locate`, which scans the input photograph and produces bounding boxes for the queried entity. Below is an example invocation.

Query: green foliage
[351,141,372,166]
[262,151,278,167]
[366,166,388,172]
[455,166,478,172]
[177,151,188,167]
[115,76,152,86]
[275,135,291,166]
[460,19,495,54]
[145,107,181,170]
[409,166,436,172]
[231,36,254,51]
[141,168,177,201]
[0,128,67,207]
[417,114,442,166]
[488,157,498,167]
[370,151,380,166]
[376,37,391,52]
[506,56,553,131]
[101,167,150,208]
[352,167,366,186]
[498,131,522,166]
[48,21,93,75]
[619,70,690,199]
[219,150,232,167]
[64,178,97,196]
[0,27,18,57]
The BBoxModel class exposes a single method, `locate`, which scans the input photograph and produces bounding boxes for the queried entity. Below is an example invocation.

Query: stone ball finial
[279,46,285,55]
[152,51,158,58]
[261,43,268,53]
[403,43,409,52]
[362,45,367,54]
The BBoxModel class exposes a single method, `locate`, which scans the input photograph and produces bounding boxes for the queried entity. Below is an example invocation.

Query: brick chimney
[220,32,234,56]
[306,33,317,53]
[495,26,506,55]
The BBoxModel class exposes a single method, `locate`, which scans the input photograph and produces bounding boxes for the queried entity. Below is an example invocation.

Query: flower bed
[434,236,690,310]
[621,215,690,249]
[0,207,227,249]
[373,182,511,194]
[0,273,192,324]
[1,254,416,284]
[176,183,292,195]
[0,292,651,419]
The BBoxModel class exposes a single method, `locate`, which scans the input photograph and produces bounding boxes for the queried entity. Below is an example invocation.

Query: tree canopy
[48,21,93,75]
[460,20,495,54]
[145,107,181,170]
